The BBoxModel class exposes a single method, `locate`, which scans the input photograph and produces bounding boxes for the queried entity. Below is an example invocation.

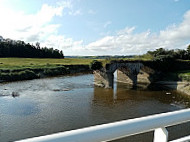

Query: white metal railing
[16,109,190,142]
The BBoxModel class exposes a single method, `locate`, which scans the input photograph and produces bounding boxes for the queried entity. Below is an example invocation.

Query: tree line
[145,45,190,61]
[0,41,64,58]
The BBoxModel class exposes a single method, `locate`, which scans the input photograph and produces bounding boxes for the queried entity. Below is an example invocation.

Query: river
[0,74,190,142]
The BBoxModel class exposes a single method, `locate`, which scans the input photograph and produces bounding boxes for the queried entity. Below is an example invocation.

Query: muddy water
[0,74,190,142]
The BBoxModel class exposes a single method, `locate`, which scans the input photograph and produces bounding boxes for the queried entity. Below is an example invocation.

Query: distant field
[0,58,96,69]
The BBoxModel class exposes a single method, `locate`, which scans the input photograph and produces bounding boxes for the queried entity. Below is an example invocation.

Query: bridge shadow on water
[93,81,190,142]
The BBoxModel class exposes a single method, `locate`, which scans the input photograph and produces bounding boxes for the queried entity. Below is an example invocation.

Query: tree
[90,60,103,70]
[175,49,187,60]
[36,42,40,49]
[0,40,64,58]
[187,45,190,53]
[154,48,167,57]
[187,45,190,59]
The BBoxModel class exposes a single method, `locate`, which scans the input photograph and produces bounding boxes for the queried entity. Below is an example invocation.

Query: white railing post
[154,127,168,142]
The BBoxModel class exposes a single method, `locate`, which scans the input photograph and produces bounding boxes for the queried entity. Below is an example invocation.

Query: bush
[178,74,190,81]
[21,70,38,80]
[90,60,103,70]
[43,66,67,76]
[153,55,175,62]
[0,72,11,80]
[153,55,176,72]
[0,70,38,81]
[44,68,56,76]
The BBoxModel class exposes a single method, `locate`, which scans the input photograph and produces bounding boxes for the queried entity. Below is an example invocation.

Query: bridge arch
[94,61,155,88]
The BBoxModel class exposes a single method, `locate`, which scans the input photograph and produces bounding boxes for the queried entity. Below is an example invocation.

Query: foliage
[187,45,190,54]
[145,45,190,61]
[178,74,190,81]
[43,66,67,76]
[163,70,190,81]
[90,60,103,70]
[134,53,153,60]
[0,41,64,58]
[153,55,175,62]
[0,64,90,82]
[0,70,38,81]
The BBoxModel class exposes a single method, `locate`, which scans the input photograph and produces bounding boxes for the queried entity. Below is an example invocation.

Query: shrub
[178,74,190,81]
[22,70,38,80]
[0,73,11,80]
[90,60,103,70]
[153,55,176,72]
[153,55,175,62]
[43,66,67,76]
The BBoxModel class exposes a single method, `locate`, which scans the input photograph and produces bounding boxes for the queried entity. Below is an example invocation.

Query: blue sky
[0,0,190,55]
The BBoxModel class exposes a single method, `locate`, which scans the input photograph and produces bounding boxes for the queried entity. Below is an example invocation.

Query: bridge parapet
[105,62,143,73]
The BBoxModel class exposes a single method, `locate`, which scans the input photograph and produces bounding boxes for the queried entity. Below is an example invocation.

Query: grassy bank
[2,57,190,83]
[0,58,95,69]
[0,58,95,82]
[163,70,190,82]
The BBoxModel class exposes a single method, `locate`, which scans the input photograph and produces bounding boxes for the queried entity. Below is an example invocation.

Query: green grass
[1,57,190,82]
[133,54,153,60]
[178,70,190,76]
[0,58,97,69]
[178,70,190,81]
[0,58,97,82]
[164,70,190,81]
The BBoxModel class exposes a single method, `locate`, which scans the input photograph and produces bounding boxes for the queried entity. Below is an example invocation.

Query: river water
[0,74,190,142]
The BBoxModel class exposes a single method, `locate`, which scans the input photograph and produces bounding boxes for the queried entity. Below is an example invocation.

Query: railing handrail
[16,109,190,142]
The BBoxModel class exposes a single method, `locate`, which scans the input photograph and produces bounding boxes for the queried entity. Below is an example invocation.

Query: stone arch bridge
[94,60,158,88]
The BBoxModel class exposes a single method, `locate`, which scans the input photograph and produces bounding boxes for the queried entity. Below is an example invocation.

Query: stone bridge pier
[94,62,155,88]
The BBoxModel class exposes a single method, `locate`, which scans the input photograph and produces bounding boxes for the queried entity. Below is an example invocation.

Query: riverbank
[0,58,96,82]
[0,64,91,82]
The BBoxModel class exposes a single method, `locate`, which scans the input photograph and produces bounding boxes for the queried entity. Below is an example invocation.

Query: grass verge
[163,70,190,81]
[0,58,94,82]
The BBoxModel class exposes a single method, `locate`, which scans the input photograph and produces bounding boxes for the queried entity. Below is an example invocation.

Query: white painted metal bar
[170,135,190,142]
[16,109,190,142]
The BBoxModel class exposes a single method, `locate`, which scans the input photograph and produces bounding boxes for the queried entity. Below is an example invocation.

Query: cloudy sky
[0,0,190,56]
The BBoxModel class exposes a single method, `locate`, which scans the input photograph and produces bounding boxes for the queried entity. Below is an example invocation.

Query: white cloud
[83,10,190,55]
[69,9,82,16]
[103,21,112,28]
[160,10,190,42]
[0,1,190,56]
[85,29,153,55]
[0,1,75,46]
[0,0,87,55]
[117,27,136,35]
[57,0,73,9]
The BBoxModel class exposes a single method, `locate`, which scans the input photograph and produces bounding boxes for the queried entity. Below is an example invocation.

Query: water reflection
[93,82,190,142]
[93,82,190,109]
[0,97,38,116]
[0,74,190,142]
